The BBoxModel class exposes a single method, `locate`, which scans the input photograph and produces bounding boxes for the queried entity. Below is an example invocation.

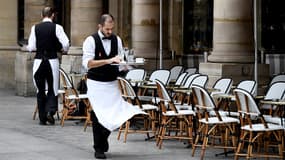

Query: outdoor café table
[173,87,220,95]
[172,87,220,105]
[110,61,145,66]
[212,93,264,101]
[137,82,157,96]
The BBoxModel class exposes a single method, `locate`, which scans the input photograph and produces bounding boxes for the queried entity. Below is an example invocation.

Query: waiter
[82,14,145,159]
[27,6,69,125]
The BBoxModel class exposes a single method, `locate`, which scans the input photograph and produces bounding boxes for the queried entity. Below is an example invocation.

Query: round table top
[260,99,285,105]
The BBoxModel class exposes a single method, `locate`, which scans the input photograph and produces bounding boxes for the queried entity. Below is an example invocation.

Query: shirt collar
[98,30,105,40]
[42,17,53,22]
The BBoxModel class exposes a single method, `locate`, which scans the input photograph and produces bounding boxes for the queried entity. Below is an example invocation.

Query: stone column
[131,0,162,72]
[131,0,159,58]
[62,0,102,86]
[15,50,36,96]
[208,0,254,63]
[168,0,183,55]
[0,0,19,90]
[70,0,102,46]
[199,0,269,93]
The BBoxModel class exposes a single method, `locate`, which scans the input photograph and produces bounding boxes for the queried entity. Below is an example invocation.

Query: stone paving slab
[0,89,238,160]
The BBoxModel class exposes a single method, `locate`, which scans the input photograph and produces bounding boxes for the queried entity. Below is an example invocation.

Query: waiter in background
[27,6,70,125]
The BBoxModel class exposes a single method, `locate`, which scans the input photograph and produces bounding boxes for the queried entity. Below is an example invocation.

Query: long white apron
[87,79,146,131]
[32,59,59,95]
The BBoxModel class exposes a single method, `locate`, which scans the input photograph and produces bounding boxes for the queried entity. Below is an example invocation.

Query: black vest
[34,22,59,59]
[87,33,119,82]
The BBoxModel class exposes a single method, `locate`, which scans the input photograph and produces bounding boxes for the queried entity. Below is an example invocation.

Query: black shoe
[94,152,106,159]
[47,112,55,125]
[39,121,47,125]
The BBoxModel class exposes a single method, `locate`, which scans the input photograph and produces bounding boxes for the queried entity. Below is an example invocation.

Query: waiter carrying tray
[82,14,146,159]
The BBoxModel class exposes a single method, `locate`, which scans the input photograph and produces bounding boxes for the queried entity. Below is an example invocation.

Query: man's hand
[61,49,68,55]
[108,55,121,64]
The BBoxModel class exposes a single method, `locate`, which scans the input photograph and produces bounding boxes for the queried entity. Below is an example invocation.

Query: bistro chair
[148,69,170,85]
[191,85,239,160]
[185,67,197,75]
[260,82,285,125]
[211,79,257,119]
[210,78,233,97]
[117,77,158,143]
[59,68,91,130]
[172,73,200,104]
[210,78,234,116]
[260,74,285,92]
[269,74,285,86]
[168,72,188,97]
[233,88,284,160]
[139,69,170,96]
[155,79,195,149]
[125,68,146,87]
[236,80,257,96]
[168,65,184,84]
[181,75,208,105]
[173,72,188,87]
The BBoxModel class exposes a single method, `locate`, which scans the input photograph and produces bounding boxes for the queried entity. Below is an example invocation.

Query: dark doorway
[183,0,213,54]
[261,0,285,53]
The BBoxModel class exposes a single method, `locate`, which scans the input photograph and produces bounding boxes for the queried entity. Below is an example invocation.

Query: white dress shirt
[27,17,70,52]
[82,30,123,70]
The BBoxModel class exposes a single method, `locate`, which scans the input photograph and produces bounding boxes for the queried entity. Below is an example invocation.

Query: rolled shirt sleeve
[27,25,36,52]
[117,36,123,54]
[55,24,70,52]
[82,36,95,70]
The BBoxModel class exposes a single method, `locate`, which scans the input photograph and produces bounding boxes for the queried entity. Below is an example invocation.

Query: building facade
[0,0,284,95]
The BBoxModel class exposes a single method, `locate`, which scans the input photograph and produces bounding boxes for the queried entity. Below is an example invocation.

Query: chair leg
[200,124,209,160]
[247,131,254,159]
[184,115,193,146]
[32,103,38,120]
[124,121,130,143]
[117,125,123,140]
[276,131,283,159]
[60,108,68,127]
[235,130,249,160]
[83,100,91,131]
[83,111,91,132]
[192,123,204,157]
[156,124,163,146]
[158,124,167,149]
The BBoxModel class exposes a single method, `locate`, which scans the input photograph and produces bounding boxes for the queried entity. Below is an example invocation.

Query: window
[17,0,25,46]
[261,0,285,53]
[183,0,213,54]
[17,0,70,46]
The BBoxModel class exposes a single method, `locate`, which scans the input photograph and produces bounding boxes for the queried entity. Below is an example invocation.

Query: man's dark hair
[42,6,55,18]
[99,14,114,25]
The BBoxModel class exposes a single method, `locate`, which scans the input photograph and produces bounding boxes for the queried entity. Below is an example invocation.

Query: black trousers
[34,59,58,122]
[90,111,111,153]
